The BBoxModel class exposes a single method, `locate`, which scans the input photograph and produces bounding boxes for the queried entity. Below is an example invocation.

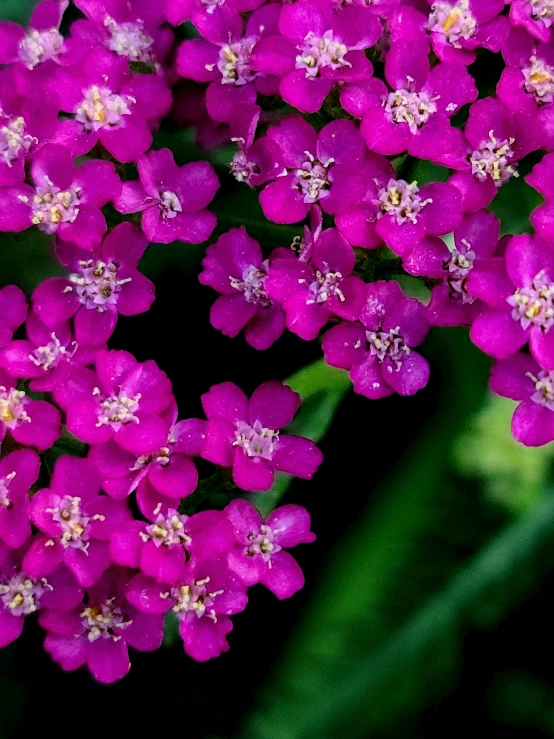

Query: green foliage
[0,231,63,295]
[1,0,35,23]
[455,394,554,514]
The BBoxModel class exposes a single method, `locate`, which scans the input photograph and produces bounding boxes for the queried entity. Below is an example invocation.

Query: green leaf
[455,393,554,514]
[1,0,35,23]
[0,231,63,294]
[212,190,299,248]
[243,490,554,738]
[253,359,351,517]
[489,174,542,236]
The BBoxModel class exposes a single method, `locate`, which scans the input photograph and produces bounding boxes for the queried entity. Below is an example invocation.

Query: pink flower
[250,0,380,113]
[0,67,61,187]
[175,4,282,123]
[0,367,61,451]
[114,148,219,244]
[226,499,315,599]
[0,313,98,392]
[58,349,174,454]
[40,566,164,683]
[199,226,290,349]
[323,280,431,398]
[31,223,155,346]
[73,0,174,68]
[258,116,376,225]
[23,456,132,587]
[126,556,247,661]
[111,505,234,584]
[0,541,83,648]
[265,215,367,340]
[0,143,121,251]
[89,402,205,500]
[201,380,323,492]
[53,48,172,162]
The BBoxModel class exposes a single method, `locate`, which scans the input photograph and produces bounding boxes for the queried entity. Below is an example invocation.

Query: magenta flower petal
[202,381,249,423]
[260,175,309,225]
[267,504,316,547]
[88,637,130,684]
[248,381,300,430]
[261,550,304,600]
[272,435,323,479]
[471,310,528,360]
[0,609,24,648]
[512,401,554,447]
[232,448,274,491]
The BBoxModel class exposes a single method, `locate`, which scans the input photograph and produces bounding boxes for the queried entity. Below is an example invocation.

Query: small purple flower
[0,313,99,392]
[0,285,27,348]
[126,556,247,661]
[176,4,281,122]
[0,68,61,187]
[73,0,173,67]
[404,210,501,325]
[40,566,164,683]
[201,380,323,492]
[89,402,205,500]
[509,0,554,43]
[356,38,477,159]
[426,0,509,64]
[489,352,554,445]
[447,97,539,212]
[0,542,83,648]
[323,281,430,399]
[111,504,234,584]
[199,226,290,350]
[23,456,132,587]
[114,148,219,245]
[31,223,155,347]
[58,349,174,453]
[258,116,374,224]
[265,220,366,340]
[250,0,380,113]
[0,367,61,451]
[468,233,554,368]
[225,499,315,599]
[53,48,172,162]
[0,1,68,73]
[499,27,554,115]
[0,450,40,550]
[0,143,121,251]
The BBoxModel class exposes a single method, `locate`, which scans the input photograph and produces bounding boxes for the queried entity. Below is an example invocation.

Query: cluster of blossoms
[2,0,554,681]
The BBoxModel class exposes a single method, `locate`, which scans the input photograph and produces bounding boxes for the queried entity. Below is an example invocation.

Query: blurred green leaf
[253,360,351,518]
[0,231,63,294]
[242,488,554,738]
[455,394,554,514]
[489,174,542,236]
[0,0,35,23]
[487,670,554,735]
[212,190,298,248]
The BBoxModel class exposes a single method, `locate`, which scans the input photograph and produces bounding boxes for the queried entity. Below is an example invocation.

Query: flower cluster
[2,0,554,683]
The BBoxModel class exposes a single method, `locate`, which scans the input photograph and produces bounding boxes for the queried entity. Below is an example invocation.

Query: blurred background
[3,1,554,737]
